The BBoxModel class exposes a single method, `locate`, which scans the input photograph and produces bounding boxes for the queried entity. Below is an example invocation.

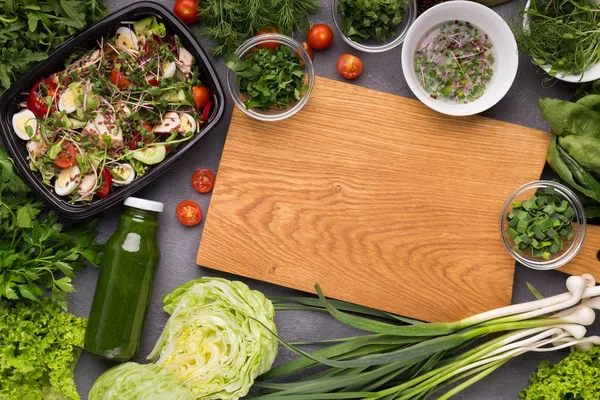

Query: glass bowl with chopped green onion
[332,0,417,53]
[500,181,586,270]
[226,34,315,122]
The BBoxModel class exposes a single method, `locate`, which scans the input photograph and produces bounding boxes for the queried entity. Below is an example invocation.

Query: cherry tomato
[192,168,215,193]
[27,78,56,118]
[177,200,202,226]
[301,42,314,59]
[306,24,333,50]
[54,142,77,168]
[96,168,112,198]
[192,85,210,109]
[256,26,280,50]
[201,102,212,122]
[128,123,153,150]
[110,69,131,89]
[336,53,363,80]
[174,0,199,24]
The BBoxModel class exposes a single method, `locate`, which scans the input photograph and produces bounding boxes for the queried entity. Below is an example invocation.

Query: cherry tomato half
[306,24,333,50]
[192,168,215,193]
[54,142,77,169]
[27,78,56,118]
[177,200,202,226]
[174,0,199,24]
[96,168,112,198]
[201,101,212,122]
[128,123,153,150]
[256,26,280,50]
[337,53,363,80]
[111,69,131,89]
[192,85,210,109]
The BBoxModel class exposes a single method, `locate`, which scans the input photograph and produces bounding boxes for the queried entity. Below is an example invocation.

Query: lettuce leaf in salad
[89,363,195,400]
[134,17,166,39]
[147,277,279,399]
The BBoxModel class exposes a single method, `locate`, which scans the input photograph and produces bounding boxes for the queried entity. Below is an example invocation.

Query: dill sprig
[198,0,320,56]
[514,0,600,77]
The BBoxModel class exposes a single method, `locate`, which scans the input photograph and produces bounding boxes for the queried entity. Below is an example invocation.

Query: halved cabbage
[147,277,278,399]
[89,362,195,400]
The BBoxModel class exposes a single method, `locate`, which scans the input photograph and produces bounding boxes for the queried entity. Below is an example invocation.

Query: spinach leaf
[559,135,600,176]
[576,94,600,112]
[538,97,600,138]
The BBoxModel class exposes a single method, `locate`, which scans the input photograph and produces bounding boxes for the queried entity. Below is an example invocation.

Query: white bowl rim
[401,1,518,116]
[523,0,600,83]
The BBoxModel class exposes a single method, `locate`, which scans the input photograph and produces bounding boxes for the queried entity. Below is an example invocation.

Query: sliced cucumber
[132,145,166,165]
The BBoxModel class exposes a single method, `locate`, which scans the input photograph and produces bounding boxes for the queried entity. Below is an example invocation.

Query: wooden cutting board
[197,76,600,322]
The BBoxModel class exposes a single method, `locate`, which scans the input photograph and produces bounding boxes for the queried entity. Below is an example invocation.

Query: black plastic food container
[0,2,226,219]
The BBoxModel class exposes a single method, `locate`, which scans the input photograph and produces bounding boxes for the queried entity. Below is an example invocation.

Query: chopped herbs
[515,0,600,77]
[505,186,575,260]
[414,20,494,103]
[227,47,307,110]
[338,0,409,42]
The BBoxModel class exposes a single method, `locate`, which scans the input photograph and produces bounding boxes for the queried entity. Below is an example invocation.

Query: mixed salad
[11,17,212,203]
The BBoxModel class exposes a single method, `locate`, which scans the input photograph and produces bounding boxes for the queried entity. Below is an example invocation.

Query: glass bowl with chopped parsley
[500,181,586,270]
[226,34,315,122]
[332,0,417,53]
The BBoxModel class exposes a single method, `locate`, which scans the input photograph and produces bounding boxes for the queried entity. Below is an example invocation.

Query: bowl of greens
[226,34,315,122]
[332,0,417,53]
[401,1,518,116]
[500,180,586,270]
[519,0,600,82]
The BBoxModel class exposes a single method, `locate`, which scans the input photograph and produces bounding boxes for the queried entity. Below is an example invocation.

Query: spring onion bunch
[251,274,600,399]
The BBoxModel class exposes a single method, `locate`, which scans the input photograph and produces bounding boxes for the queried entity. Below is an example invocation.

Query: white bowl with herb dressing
[401,1,518,116]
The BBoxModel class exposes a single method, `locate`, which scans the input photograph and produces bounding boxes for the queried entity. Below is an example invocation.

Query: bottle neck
[120,206,160,233]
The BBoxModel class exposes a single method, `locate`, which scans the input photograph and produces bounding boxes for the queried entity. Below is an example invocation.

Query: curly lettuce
[0,300,86,400]
[147,277,278,399]
[89,363,195,400]
[520,346,600,399]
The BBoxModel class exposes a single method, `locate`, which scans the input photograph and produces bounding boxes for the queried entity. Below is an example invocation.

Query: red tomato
[201,102,212,122]
[177,200,202,226]
[301,42,315,59]
[54,142,77,168]
[306,24,333,50]
[96,168,112,198]
[192,168,215,193]
[128,123,153,150]
[110,69,131,89]
[27,78,56,118]
[174,0,199,24]
[192,86,210,109]
[336,53,363,79]
[256,26,280,50]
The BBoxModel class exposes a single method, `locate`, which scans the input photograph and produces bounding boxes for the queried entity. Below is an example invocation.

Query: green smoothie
[84,197,163,360]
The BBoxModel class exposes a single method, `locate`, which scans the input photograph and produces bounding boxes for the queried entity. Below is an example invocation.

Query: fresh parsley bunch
[0,299,87,400]
[338,0,409,42]
[0,146,101,308]
[0,0,107,93]
[227,47,307,110]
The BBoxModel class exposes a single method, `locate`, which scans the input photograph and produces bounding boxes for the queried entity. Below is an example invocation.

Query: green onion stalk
[250,274,600,399]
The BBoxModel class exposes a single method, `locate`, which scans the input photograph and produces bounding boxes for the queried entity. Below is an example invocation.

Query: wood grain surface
[197,76,554,322]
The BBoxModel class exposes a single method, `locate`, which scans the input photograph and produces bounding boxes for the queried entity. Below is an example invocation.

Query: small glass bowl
[332,0,417,53]
[499,181,586,270]
[226,34,315,122]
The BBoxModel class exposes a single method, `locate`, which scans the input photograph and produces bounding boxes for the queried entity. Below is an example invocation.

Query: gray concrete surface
[64,0,598,398]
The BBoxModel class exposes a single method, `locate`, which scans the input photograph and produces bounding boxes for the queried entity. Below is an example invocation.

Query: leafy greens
[0,0,107,94]
[227,47,307,110]
[520,346,600,399]
[198,0,319,56]
[0,145,101,308]
[338,0,408,42]
[0,299,87,400]
[539,96,600,217]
